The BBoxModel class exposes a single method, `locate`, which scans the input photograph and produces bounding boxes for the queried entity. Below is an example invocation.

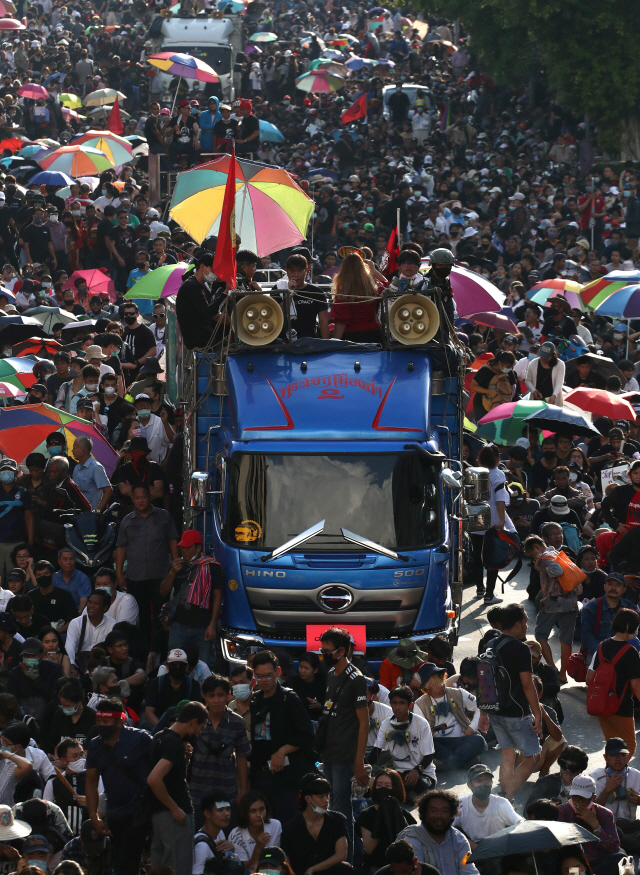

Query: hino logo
[317,585,353,613]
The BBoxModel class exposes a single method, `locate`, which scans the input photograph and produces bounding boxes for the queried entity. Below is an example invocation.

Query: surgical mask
[509,205,516,211]
[624,191,630,198]
[67,757,86,773]
[0,471,14,483]
[97,725,119,740]
[104,386,116,396]
[61,705,77,716]
[500,367,510,374]
[203,270,215,283]
[49,214,58,223]
[569,472,578,482]
[528,353,537,361]
[232,683,251,701]
[71,209,81,216]
[42,281,51,289]
[26,861,47,872]
[366,206,373,213]
[472,784,492,801]
[311,805,326,815]
[614,333,624,340]
[47,446,62,456]
[85,383,98,392]
[137,408,151,419]
[124,315,137,325]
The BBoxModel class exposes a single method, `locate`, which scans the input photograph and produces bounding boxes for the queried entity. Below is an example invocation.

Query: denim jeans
[324,761,355,861]
[433,733,486,770]
[168,622,213,667]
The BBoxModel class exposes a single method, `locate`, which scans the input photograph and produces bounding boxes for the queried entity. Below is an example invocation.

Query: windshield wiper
[340,528,410,562]
[260,520,325,562]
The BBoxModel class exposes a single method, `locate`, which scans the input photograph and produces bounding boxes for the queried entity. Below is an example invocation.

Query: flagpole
[396,207,401,246]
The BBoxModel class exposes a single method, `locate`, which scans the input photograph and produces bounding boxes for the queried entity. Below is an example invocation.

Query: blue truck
[171,289,488,667]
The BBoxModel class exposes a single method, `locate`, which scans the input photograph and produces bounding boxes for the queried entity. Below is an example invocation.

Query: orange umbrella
[0,137,25,153]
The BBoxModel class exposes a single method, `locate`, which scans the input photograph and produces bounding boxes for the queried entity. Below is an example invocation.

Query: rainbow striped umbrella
[295,69,345,93]
[124,263,191,300]
[594,285,640,319]
[581,270,640,308]
[476,400,549,445]
[529,287,584,312]
[70,130,133,165]
[169,155,314,254]
[146,52,219,84]
[40,144,114,176]
[527,278,582,298]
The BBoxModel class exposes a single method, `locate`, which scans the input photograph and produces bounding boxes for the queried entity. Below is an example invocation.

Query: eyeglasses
[255,671,275,680]
[152,314,165,320]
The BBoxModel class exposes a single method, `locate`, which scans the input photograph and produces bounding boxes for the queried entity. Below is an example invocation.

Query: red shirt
[578,193,605,230]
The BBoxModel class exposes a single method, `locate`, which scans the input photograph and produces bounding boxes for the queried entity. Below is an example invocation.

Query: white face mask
[67,757,86,773]
[203,270,215,283]
[232,683,251,701]
[104,386,116,396]
[85,383,98,392]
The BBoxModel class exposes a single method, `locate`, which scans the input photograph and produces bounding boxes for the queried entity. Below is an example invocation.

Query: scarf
[186,557,220,609]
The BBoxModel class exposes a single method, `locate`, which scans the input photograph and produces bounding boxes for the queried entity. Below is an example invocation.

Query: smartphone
[569,868,580,875]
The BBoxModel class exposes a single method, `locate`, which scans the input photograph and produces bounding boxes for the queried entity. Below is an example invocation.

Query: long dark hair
[236,791,271,829]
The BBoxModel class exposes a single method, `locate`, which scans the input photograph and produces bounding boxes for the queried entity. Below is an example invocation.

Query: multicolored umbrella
[40,145,113,176]
[16,83,49,100]
[0,1,16,14]
[581,270,640,309]
[527,278,582,298]
[12,337,62,358]
[563,387,636,421]
[29,170,76,187]
[529,286,584,312]
[82,88,126,108]
[63,269,116,302]
[421,259,505,316]
[124,263,190,300]
[476,400,549,445]
[0,357,38,390]
[595,285,640,319]
[0,381,26,398]
[60,93,83,109]
[169,155,314,254]
[249,31,278,41]
[0,403,118,475]
[295,69,345,93]
[71,130,133,166]
[308,59,348,76]
[146,52,219,84]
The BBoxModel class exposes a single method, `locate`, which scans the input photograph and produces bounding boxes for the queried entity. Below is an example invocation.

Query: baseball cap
[177,98,189,108]
[417,662,446,685]
[605,737,629,756]
[539,341,556,359]
[0,458,17,471]
[509,192,525,201]
[80,819,106,850]
[258,848,287,867]
[167,648,188,664]
[134,393,151,402]
[21,637,43,655]
[605,572,626,585]
[6,569,25,583]
[177,529,202,548]
[21,835,50,856]
[76,398,93,410]
[550,495,570,516]
[467,763,492,781]
[570,775,596,799]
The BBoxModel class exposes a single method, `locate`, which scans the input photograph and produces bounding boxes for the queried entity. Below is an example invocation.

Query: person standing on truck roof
[168,98,201,168]
[198,96,221,155]
[175,252,219,350]
[212,103,238,155]
[271,253,330,339]
[235,99,260,158]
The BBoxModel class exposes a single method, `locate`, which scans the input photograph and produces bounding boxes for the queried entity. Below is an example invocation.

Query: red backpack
[567,599,603,682]
[586,641,631,717]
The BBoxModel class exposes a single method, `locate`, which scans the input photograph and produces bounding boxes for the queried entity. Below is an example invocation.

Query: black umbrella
[0,316,46,348]
[565,352,623,385]
[470,820,597,862]
[523,405,600,437]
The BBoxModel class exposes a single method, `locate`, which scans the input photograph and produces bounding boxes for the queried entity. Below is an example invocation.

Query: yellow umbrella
[60,93,82,109]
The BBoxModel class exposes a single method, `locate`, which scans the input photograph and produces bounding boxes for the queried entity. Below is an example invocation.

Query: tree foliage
[414,0,640,151]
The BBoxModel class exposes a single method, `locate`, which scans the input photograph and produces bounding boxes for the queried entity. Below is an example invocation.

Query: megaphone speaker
[388,293,439,345]
[236,294,284,346]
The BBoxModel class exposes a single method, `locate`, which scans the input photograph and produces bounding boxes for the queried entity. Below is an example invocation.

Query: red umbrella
[12,337,62,357]
[0,381,26,398]
[63,269,116,303]
[0,137,25,153]
[466,312,518,333]
[17,84,49,100]
[563,388,636,421]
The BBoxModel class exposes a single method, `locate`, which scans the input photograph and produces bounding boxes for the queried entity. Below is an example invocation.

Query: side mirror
[190,472,211,510]
[440,468,463,491]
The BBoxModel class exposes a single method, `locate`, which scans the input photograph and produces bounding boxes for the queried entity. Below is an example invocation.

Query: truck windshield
[224,452,440,551]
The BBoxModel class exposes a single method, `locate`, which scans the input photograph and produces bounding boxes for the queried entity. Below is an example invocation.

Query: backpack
[476,636,513,713]
[586,641,631,717]
[559,521,581,554]
[567,598,603,682]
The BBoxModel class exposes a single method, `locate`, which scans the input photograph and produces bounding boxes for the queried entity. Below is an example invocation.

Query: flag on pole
[107,98,124,135]
[439,99,451,133]
[379,228,399,278]
[341,92,367,124]
[212,147,237,288]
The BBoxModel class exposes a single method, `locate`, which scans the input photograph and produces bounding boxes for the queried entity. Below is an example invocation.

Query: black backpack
[476,637,515,713]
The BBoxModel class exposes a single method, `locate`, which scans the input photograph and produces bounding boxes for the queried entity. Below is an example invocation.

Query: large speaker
[236,294,284,346]
[388,293,439,345]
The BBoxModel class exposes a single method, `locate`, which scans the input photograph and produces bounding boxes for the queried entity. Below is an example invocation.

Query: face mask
[63,299,74,307]
[260,869,282,875]
[0,471,14,484]
[32,215,43,225]
[37,575,53,588]
[530,204,537,210]
[26,861,47,872]
[311,805,326,815]
[500,367,511,374]
[321,650,338,668]
[124,315,137,325]
[624,191,630,198]
[61,705,77,716]
[71,209,81,216]
[97,725,119,740]
[232,683,251,701]
[614,333,624,340]
[528,353,537,361]
[67,757,86,773]
[168,663,187,679]
[137,408,151,419]
[203,270,215,283]
[49,214,58,223]
[372,786,392,805]
[104,386,116,397]
[366,206,373,213]
[543,450,556,460]
[85,383,98,393]
[47,446,62,456]
[569,472,578,482]
[472,784,492,801]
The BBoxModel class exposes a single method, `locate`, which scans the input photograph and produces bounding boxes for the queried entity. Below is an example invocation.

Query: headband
[96,708,126,720]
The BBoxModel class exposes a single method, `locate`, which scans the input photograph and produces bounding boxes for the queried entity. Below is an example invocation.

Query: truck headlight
[221,633,265,663]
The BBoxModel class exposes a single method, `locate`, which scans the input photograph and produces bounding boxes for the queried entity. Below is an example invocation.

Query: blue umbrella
[523,406,599,437]
[332,130,362,142]
[258,120,284,143]
[216,0,244,10]
[28,170,77,187]
[42,72,65,86]
[345,57,374,70]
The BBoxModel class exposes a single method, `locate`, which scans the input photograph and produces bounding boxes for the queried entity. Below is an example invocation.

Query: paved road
[440,560,615,812]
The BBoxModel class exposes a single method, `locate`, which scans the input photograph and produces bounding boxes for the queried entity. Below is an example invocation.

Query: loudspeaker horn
[159,8,173,17]
[236,294,284,346]
[388,293,439,345]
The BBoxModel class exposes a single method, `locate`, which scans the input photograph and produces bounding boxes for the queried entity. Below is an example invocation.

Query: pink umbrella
[63,269,116,303]
[0,18,25,29]
[466,311,518,332]
[421,259,505,317]
[17,83,49,100]
[245,44,262,56]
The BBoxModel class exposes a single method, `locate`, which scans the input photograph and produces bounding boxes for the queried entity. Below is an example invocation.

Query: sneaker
[475,590,485,599]
[484,595,503,605]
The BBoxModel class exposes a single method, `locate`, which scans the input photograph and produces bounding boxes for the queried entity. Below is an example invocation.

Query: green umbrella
[124,263,191,300]
[475,399,549,445]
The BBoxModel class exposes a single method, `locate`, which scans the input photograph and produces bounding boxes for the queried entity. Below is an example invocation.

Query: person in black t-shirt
[96,205,117,267]
[212,104,238,154]
[272,254,330,339]
[110,211,136,293]
[175,252,219,350]
[235,100,260,156]
[20,204,56,267]
[147,701,208,872]
[0,613,24,671]
[121,302,157,371]
[145,102,168,155]
[144,649,203,726]
[30,561,78,632]
[281,772,348,875]
[168,99,201,166]
[541,295,576,340]
[115,436,165,512]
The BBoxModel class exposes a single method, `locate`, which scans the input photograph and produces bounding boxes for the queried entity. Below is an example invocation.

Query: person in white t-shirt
[229,791,282,870]
[193,792,235,875]
[591,736,640,848]
[453,763,522,849]
[373,685,435,797]
[366,679,392,753]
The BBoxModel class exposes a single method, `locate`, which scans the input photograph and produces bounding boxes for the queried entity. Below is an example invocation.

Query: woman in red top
[330,252,383,343]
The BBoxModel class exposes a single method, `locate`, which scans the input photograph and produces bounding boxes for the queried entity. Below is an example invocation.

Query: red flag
[107,99,124,135]
[341,92,367,124]
[212,148,237,288]
[379,228,399,278]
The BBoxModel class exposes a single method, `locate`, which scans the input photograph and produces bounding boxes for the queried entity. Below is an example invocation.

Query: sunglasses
[152,314,165,320]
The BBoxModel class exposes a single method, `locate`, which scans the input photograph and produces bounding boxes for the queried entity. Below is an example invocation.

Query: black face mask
[543,450,556,460]
[97,725,118,740]
[372,786,392,805]
[168,664,187,679]
[124,315,137,325]
[37,575,53,588]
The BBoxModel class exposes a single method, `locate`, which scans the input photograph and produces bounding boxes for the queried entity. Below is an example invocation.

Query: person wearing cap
[582,573,638,661]
[144,648,203,728]
[133,392,173,464]
[192,790,235,874]
[453,763,521,849]
[589,736,640,850]
[159,529,223,665]
[525,340,565,406]
[18,834,53,870]
[379,639,429,695]
[530,493,582,537]
[558,775,623,873]
[0,458,33,578]
[61,817,112,872]
[541,294,576,340]
[524,744,589,813]
[414,663,484,772]
[167,98,201,167]
[85,695,153,875]
[212,103,238,155]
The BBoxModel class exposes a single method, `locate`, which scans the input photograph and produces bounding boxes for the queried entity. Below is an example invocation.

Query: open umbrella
[528,278,581,296]
[529,286,584,312]
[60,93,83,109]
[476,400,549,445]
[581,270,640,308]
[249,31,278,41]
[0,18,25,29]
[295,69,345,93]
[258,120,284,143]
[0,0,16,13]
[63,270,116,302]
[147,52,219,84]
[0,358,37,391]
[345,56,375,70]
[523,405,600,437]
[0,137,25,153]
[82,88,126,108]
[421,259,505,316]
[564,387,636,421]
[21,306,79,334]
[169,155,314,254]
[470,820,597,862]
[28,170,76,187]
[594,285,640,319]
[308,59,348,76]
[16,83,49,100]
[70,130,133,166]
[40,145,113,176]
[465,312,518,333]
[564,352,622,386]
[12,337,62,358]
[124,263,190,300]
[0,316,46,348]
[0,381,26,398]
[0,403,118,476]
[87,105,131,122]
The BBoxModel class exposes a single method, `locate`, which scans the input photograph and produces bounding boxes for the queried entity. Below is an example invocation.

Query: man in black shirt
[96,205,117,273]
[7,636,63,724]
[541,294,576,340]
[144,649,203,726]
[144,102,168,155]
[122,302,157,371]
[168,99,200,167]
[314,185,339,251]
[212,104,237,154]
[21,204,56,268]
[116,436,165,511]
[488,603,542,802]
[30,560,78,633]
[8,594,52,639]
[147,700,208,875]
[110,210,136,293]
[175,253,219,350]
[235,99,260,157]
[272,254,330,339]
